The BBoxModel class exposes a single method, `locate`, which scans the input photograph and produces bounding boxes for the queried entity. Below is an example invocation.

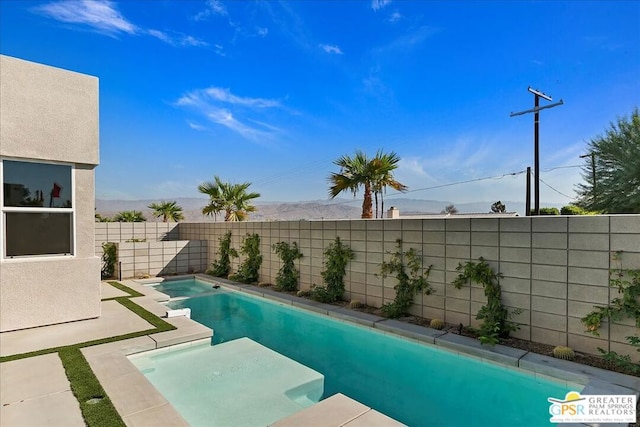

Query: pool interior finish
[146,278,215,298]
[155,278,575,426]
[129,337,324,427]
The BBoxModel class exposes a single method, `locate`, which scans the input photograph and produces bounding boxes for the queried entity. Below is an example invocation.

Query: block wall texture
[96,216,640,360]
[96,215,640,360]
[95,222,206,278]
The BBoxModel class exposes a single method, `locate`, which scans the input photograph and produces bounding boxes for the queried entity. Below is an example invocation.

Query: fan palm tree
[328,150,374,218]
[328,150,407,219]
[198,176,260,222]
[113,210,146,222]
[370,150,408,218]
[148,201,184,222]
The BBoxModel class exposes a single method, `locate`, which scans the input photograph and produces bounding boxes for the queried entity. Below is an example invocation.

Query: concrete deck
[0,281,211,427]
[272,393,406,427]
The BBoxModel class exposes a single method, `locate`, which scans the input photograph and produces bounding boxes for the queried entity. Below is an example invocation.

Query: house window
[1,160,74,258]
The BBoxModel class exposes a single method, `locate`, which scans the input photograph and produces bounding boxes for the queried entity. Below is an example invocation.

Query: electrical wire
[538,176,577,200]
[263,169,530,217]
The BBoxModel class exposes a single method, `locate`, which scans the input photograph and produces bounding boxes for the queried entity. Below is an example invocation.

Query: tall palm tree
[198,176,260,221]
[148,201,184,222]
[370,150,407,218]
[328,150,407,219]
[328,150,374,218]
[113,210,146,222]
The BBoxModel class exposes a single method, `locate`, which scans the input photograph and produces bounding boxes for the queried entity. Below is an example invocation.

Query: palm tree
[198,176,260,221]
[148,201,184,222]
[328,150,407,219]
[370,150,408,218]
[113,210,146,222]
[328,150,373,218]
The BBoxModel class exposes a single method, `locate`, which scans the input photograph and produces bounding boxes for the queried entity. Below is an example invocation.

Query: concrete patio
[0,281,210,427]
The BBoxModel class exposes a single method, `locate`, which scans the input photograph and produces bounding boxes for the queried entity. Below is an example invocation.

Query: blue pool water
[167,282,574,426]
[148,278,215,297]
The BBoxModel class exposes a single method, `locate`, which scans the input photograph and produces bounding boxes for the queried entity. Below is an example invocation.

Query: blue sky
[1,1,638,210]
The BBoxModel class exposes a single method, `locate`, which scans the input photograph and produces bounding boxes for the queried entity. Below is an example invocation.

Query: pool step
[271,393,406,427]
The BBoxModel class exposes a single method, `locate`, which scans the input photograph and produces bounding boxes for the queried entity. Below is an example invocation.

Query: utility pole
[511,87,563,215]
[526,167,531,216]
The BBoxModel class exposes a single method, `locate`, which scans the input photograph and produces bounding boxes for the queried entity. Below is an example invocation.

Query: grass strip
[106,280,144,297]
[59,348,126,427]
[0,281,184,427]
[114,297,175,331]
[0,298,176,363]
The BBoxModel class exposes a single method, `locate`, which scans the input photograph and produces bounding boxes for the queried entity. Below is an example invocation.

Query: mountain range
[95,197,566,221]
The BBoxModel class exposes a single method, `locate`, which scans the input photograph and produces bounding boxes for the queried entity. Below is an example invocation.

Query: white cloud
[176,87,285,141]
[257,27,269,37]
[388,11,403,23]
[320,44,343,55]
[187,120,207,131]
[204,87,281,108]
[33,0,137,36]
[144,29,208,47]
[371,0,392,11]
[194,0,228,21]
[34,0,206,48]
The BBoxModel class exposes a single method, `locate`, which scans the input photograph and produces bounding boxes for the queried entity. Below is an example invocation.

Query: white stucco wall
[0,55,100,332]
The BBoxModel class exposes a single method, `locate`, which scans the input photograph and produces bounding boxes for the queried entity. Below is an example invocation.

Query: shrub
[452,257,521,346]
[273,242,303,291]
[581,251,640,373]
[537,207,560,215]
[378,239,433,319]
[230,233,262,284]
[310,237,355,303]
[560,205,596,215]
[208,231,237,278]
[101,242,117,279]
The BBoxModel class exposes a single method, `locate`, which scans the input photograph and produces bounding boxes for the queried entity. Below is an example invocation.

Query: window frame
[0,157,76,260]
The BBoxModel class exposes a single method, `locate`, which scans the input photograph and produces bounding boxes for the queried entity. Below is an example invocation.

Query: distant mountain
[95,197,566,222]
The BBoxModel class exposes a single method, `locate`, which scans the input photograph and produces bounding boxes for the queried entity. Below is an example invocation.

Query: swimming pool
[147,278,215,297]
[160,279,575,426]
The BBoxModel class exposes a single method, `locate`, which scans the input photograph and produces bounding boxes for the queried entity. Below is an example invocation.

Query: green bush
[452,257,520,345]
[378,239,433,319]
[230,233,262,284]
[310,237,355,303]
[101,243,117,279]
[560,205,597,215]
[537,207,560,215]
[273,242,303,291]
[208,231,237,278]
[581,252,640,374]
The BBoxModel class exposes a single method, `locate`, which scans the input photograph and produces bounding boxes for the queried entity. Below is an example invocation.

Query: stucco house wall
[0,55,101,331]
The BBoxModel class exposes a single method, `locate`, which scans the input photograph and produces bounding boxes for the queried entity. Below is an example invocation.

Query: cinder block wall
[176,216,640,360]
[95,223,206,278]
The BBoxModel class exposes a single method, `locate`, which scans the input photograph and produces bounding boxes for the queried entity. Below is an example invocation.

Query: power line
[386,170,527,198]
[538,176,577,200]
[262,169,530,217]
[541,164,582,172]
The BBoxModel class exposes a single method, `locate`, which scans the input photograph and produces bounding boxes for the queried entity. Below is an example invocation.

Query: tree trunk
[361,183,373,219]
[374,191,379,218]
